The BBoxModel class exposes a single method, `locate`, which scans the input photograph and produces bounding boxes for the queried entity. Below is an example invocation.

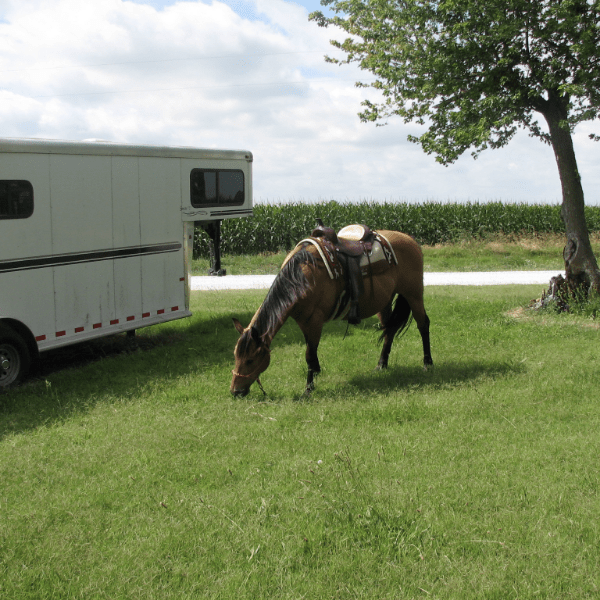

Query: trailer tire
[0,324,31,390]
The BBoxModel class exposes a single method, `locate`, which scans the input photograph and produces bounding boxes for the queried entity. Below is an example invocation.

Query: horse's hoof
[375,364,387,371]
[303,381,315,396]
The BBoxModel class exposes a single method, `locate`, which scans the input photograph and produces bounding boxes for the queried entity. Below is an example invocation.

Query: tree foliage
[311,0,600,163]
[311,0,600,291]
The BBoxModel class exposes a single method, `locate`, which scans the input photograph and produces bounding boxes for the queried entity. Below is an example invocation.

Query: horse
[230,228,433,396]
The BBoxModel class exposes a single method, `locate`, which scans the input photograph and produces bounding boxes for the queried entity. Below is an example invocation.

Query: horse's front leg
[304,337,321,394]
[299,315,325,395]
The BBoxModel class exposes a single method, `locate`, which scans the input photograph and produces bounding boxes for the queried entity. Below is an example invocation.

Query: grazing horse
[231,228,432,396]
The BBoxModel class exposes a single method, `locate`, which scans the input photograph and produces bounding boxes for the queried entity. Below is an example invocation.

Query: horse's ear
[232,318,245,335]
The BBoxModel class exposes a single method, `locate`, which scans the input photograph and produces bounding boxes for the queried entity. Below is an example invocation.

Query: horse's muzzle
[231,385,250,398]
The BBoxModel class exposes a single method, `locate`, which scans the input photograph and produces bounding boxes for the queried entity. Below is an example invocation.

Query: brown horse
[231,229,432,396]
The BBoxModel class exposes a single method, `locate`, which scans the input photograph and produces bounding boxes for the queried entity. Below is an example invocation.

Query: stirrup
[347,304,361,325]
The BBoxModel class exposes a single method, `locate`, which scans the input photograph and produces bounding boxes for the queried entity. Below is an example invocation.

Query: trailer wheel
[0,324,31,390]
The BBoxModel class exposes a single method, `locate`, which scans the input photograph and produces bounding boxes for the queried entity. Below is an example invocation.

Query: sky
[1,0,599,205]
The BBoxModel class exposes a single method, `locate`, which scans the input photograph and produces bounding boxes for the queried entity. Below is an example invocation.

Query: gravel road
[191,270,562,291]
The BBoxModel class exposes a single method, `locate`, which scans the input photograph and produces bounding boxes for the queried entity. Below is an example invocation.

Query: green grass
[1,282,600,598]
[193,232,600,274]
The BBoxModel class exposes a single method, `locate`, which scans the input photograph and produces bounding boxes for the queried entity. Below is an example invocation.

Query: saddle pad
[359,232,398,274]
[294,237,342,280]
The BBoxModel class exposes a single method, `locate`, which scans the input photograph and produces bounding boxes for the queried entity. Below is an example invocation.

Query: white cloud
[0,0,598,205]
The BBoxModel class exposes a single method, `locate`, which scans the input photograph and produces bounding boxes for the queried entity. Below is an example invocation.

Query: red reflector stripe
[180,277,185,281]
[36,308,187,345]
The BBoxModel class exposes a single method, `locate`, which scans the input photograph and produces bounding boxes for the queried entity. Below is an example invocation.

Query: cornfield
[193,200,600,258]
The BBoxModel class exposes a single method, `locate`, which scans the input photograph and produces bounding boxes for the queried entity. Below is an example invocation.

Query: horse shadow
[346,360,526,396]
[249,314,526,400]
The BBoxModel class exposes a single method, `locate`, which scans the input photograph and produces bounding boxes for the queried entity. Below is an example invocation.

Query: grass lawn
[1,278,599,598]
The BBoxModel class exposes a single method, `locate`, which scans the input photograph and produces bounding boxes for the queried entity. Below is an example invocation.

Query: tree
[310,0,600,293]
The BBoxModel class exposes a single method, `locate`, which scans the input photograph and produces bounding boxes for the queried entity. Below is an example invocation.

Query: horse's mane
[239,247,316,351]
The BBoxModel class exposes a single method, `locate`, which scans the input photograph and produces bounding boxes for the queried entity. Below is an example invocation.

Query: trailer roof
[0,137,252,162]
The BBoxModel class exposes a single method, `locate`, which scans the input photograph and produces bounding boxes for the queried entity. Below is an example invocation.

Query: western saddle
[311,219,377,325]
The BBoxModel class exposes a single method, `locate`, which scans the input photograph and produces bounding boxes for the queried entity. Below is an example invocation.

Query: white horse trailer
[0,138,253,388]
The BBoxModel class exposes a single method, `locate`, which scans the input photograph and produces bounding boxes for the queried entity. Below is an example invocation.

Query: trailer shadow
[6,308,279,392]
[34,329,186,380]
[0,315,241,439]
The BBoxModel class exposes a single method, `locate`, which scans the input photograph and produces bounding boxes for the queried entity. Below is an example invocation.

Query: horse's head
[231,318,271,397]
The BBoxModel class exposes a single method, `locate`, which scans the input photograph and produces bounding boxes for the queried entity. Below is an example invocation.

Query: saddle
[311,219,376,257]
[311,220,377,325]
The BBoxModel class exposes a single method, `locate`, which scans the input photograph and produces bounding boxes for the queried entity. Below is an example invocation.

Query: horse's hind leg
[408,296,433,369]
[379,293,433,370]
[417,312,433,369]
[376,302,393,370]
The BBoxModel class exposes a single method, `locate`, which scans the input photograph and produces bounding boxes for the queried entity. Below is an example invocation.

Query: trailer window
[190,169,244,207]
[0,180,34,220]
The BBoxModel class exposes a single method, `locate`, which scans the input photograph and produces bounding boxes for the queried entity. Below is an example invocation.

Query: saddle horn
[312,218,338,244]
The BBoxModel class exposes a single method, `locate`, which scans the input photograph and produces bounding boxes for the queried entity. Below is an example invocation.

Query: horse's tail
[379,294,413,342]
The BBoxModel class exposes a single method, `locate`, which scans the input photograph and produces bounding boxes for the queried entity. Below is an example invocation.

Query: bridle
[231,346,271,395]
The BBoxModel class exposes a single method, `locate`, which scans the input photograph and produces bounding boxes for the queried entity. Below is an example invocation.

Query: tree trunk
[540,91,600,294]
